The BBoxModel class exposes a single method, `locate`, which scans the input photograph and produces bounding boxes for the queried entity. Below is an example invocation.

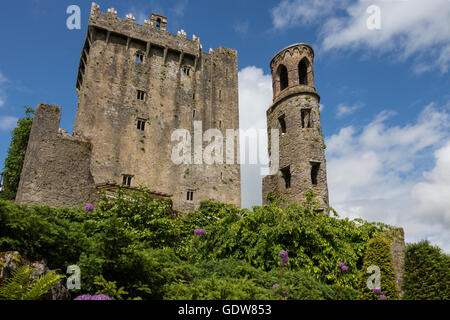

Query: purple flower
[280,250,289,264]
[338,262,348,271]
[373,288,382,294]
[379,295,387,300]
[282,290,288,296]
[397,277,404,281]
[194,228,205,236]
[75,294,111,300]
[84,204,94,212]
[272,283,279,291]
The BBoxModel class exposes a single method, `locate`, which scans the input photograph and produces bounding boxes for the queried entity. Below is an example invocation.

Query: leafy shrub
[402,241,450,300]
[196,193,390,287]
[165,276,273,300]
[0,201,91,269]
[357,237,399,300]
[0,189,391,300]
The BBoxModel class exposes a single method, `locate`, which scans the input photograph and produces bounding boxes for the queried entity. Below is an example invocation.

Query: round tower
[263,43,329,208]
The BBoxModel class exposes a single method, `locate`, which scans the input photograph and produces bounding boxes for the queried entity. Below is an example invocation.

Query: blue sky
[0,0,449,251]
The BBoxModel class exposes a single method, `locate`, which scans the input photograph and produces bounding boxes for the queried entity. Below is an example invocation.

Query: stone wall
[72,4,240,212]
[15,104,94,208]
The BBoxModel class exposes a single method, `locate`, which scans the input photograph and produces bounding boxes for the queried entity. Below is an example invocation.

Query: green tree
[402,241,450,300]
[0,106,34,200]
[357,237,399,300]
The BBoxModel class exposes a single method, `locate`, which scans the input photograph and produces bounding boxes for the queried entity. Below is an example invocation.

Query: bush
[0,189,392,300]
[165,276,272,300]
[357,237,399,300]
[0,201,91,269]
[402,241,450,300]
[195,194,390,287]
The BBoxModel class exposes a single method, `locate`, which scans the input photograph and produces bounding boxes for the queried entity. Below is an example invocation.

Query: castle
[15,3,328,212]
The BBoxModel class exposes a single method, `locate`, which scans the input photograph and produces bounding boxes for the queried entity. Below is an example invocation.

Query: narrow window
[278,115,286,134]
[298,58,308,85]
[183,67,190,76]
[193,93,195,100]
[135,52,144,64]
[311,162,320,186]
[301,109,311,128]
[219,90,222,99]
[186,190,194,201]
[137,90,146,101]
[122,175,133,187]
[192,109,196,118]
[219,120,222,128]
[137,119,145,131]
[281,166,291,189]
[279,65,289,91]
[156,18,161,30]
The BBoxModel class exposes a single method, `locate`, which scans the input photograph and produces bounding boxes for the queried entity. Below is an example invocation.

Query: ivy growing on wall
[0,106,34,200]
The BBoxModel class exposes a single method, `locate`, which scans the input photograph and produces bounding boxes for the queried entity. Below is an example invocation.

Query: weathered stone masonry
[15,104,94,207]
[16,3,241,212]
[263,43,329,208]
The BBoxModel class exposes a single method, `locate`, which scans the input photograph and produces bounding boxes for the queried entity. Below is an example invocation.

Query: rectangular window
[137,90,146,101]
[281,166,291,189]
[137,119,146,131]
[183,67,190,76]
[278,115,287,134]
[186,191,194,201]
[301,109,312,128]
[135,52,144,64]
[311,162,320,186]
[122,175,133,187]
[192,109,196,118]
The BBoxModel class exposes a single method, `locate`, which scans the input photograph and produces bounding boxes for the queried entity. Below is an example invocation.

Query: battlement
[89,2,201,57]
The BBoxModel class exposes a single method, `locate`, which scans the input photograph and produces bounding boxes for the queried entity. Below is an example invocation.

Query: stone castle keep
[15,3,329,212]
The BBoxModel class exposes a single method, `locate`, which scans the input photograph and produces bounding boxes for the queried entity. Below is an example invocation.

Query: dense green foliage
[0,106,33,200]
[0,188,393,300]
[402,241,450,300]
[357,237,399,300]
[0,265,63,300]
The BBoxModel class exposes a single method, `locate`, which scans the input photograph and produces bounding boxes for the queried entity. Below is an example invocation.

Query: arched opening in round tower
[278,65,289,91]
[298,58,309,86]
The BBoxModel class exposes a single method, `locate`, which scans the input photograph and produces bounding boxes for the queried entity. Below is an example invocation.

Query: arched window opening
[156,18,161,30]
[279,65,288,91]
[298,58,308,85]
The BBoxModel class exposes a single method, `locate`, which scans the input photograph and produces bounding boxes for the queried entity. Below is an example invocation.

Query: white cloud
[0,72,7,108]
[271,0,348,29]
[233,21,250,36]
[238,66,273,209]
[326,102,450,252]
[238,66,272,131]
[412,142,450,227]
[0,72,7,84]
[0,116,18,131]
[171,0,188,17]
[271,0,450,73]
[336,102,363,117]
